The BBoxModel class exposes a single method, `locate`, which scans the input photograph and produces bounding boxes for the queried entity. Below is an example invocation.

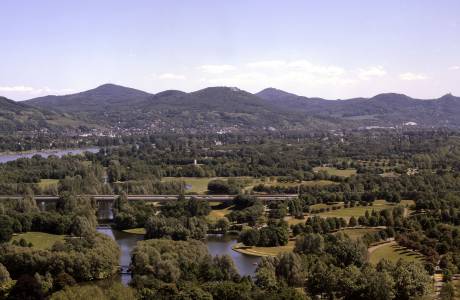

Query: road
[0,194,299,202]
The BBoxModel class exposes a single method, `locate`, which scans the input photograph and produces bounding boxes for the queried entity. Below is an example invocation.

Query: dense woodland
[1,130,460,299]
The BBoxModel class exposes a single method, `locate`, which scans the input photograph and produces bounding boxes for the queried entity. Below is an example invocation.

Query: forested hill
[0,96,85,134]
[24,84,343,132]
[257,88,460,128]
[13,84,460,133]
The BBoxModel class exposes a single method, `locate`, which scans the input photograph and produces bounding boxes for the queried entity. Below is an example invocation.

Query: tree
[0,215,13,242]
[393,260,432,300]
[239,228,260,246]
[0,263,13,297]
[216,218,230,233]
[294,233,324,255]
[71,216,93,237]
[208,180,230,194]
[348,216,357,227]
[275,253,304,286]
[107,160,122,183]
[440,282,455,300]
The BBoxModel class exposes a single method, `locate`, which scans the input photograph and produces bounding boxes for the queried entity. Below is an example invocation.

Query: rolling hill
[13,84,460,133]
[0,96,85,134]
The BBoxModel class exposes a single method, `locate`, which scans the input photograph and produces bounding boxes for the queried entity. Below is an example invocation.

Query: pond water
[96,228,261,285]
[206,234,260,277]
[0,147,99,164]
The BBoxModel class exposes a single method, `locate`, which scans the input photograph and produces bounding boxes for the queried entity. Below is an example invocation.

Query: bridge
[0,194,299,203]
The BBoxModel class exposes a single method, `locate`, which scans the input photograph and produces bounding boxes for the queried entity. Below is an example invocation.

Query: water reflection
[0,147,99,164]
[206,234,260,277]
[96,227,143,285]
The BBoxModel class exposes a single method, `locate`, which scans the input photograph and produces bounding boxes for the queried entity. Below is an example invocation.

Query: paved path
[367,239,396,255]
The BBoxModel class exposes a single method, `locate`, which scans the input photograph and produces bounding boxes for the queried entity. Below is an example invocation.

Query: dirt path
[367,239,396,255]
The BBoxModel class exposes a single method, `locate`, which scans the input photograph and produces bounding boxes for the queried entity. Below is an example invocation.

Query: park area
[10,232,65,250]
[368,241,425,265]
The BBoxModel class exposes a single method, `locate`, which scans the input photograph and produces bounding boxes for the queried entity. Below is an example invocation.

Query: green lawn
[316,200,397,219]
[207,205,234,222]
[337,228,381,240]
[369,242,425,265]
[232,241,295,257]
[313,167,357,177]
[161,177,256,193]
[301,180,338,187]
[11,232,65,250]
[122,228,146,235]
[38,179,59,189]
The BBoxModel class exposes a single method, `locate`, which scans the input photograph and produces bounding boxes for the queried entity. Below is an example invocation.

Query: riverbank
[232,241,295,257]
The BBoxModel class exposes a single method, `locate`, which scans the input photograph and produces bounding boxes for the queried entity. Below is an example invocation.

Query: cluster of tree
[0,190,120,298]
[226,195,265,225]
[291,216,348,235]
[112,192,157,230]
[130,238,307,300]
[239,221,289,247]
[253,233,432,299]
[144,215,208,241]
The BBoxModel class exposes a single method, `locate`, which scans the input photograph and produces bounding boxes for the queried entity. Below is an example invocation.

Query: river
[0,147,100,164]
[96,228,261,285]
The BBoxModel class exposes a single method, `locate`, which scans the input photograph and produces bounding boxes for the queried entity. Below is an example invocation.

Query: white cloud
[158,73,186,80]
[358,66,387,80]
[449,65,460,70]
[399,72,428,81]
[0,86,74,95]
[198,64,236,74]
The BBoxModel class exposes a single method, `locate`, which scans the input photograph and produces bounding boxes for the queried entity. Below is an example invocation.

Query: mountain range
[1,83,459,134]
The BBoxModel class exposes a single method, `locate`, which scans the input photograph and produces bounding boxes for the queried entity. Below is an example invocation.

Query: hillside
[21,84,460,133]
[257,88,460,128]
[0,96,85,134]
[26,85,343,133]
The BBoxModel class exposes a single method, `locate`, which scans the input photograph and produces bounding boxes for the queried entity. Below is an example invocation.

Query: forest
[0,129,460,299]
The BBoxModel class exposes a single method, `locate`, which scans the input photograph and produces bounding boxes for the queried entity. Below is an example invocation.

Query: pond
[96,228,261,285]
[0,147,100,164]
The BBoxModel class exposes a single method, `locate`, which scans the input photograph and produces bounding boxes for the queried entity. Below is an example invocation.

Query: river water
[0,147,100,164]
[96,228,261,285]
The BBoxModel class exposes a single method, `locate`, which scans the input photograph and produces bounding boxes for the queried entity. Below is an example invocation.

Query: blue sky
[1,0,459,100]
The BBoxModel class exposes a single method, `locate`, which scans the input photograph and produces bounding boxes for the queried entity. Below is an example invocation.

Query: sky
[1,0,459,100]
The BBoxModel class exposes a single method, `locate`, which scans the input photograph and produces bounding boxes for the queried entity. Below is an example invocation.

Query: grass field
[368,242,425,265]
[11,232,65,250]
[316,200,399,219]
[38,179,59,189]
[232,241,295,257]
[123,228,146,235]
[161,177,256,193]
[207,205,234,222]
[336,228,381,240]
[313,167,357,177]
[284,216,307,226]
[301,180,338,187]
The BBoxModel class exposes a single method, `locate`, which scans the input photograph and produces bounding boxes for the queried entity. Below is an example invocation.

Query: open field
[284,216,307,226]
[38,179,59,189]
[368,241,425,265]
[318,204,393,219]
[207,205,234,222]
[123,228,146,235]
[11,232,65,250]
[161,176,256,193]
[313,167,357,177]
[336,227,381,240]
[232,240,295,257]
